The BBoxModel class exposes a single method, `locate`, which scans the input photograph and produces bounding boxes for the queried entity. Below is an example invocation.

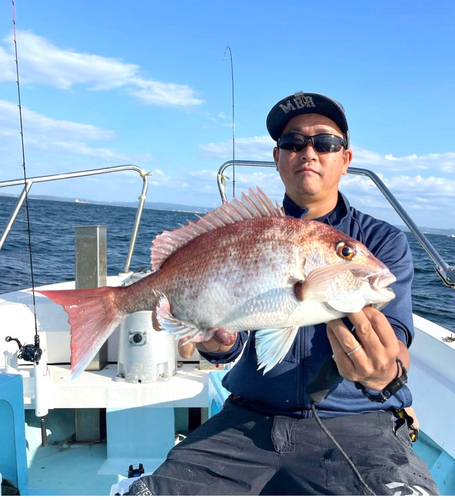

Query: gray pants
[127,398,439,495]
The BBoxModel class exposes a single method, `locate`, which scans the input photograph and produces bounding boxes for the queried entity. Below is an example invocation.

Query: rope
[311,402,376,496]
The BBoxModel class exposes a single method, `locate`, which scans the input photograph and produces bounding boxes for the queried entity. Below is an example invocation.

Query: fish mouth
[369,270,396,299]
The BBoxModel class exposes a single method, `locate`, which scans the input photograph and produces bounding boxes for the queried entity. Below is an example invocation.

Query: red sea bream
[39,188,396,380]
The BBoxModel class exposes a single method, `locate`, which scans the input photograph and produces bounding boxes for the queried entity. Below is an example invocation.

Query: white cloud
[149,169,172,186]
[0,45,16,82]
[352,146,455,174]
[0,99,113,139]
[346,148,455,222]
[339,171,455,228]
[1,32,137,90]
[199,135,275,160]
[127,78,203,106]
[0,31,203,107]
[0,99,122,161]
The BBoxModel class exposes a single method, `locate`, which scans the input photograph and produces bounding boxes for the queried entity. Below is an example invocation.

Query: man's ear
[341,148,353,175]
[273,147,279,170]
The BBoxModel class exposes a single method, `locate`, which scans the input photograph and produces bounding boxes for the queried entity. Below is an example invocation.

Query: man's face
[273,113,352,206]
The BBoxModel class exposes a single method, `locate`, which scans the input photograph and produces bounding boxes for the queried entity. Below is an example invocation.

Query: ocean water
[1,195,454,334]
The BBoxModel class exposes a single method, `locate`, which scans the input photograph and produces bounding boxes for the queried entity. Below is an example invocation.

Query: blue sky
[1,0,455,229]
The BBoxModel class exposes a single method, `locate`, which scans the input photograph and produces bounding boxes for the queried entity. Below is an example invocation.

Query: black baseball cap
[266,91,350,147]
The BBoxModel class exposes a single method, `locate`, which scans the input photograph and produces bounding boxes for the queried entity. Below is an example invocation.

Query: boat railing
[0,165,149,274]
[217,160,455,290]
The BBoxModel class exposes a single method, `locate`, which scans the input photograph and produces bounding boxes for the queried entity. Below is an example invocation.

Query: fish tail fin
[39,287,124,381]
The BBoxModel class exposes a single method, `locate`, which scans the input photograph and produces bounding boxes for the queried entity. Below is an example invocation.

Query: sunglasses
[277,133,347,153]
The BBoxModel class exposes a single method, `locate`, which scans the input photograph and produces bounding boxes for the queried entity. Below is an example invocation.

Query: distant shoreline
[0,192,210,215]
[1,193,454,235]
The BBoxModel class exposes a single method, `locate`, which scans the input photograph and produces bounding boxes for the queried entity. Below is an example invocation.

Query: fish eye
[336,241,356,260]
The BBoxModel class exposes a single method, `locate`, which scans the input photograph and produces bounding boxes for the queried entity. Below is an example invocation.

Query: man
[128,92,438,495]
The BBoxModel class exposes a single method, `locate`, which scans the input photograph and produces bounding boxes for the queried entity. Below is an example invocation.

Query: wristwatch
[355,358,408,403]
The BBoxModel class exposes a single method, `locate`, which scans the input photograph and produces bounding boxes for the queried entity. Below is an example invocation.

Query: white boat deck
[46,362,209,409]
[3,362,213,496]
[26,441,119,496]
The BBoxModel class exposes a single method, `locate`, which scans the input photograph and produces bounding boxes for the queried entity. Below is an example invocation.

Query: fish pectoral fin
[255,326,299,374]
[326,299,364,314]
[297,263,371,302]
[156,295,205,342]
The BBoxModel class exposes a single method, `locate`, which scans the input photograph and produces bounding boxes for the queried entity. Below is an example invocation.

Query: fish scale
[154,218,302,327]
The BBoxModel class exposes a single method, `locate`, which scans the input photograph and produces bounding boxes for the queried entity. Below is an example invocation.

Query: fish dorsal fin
[151,187,284,271]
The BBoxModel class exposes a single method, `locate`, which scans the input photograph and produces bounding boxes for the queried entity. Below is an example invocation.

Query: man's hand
[152,308,237,358]
[327,307,410,391]
[177,335,238,359]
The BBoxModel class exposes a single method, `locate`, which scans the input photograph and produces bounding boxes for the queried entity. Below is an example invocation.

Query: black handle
[306,357,342,403]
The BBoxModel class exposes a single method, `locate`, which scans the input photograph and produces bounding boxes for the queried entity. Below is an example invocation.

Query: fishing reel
[5,335,43,363]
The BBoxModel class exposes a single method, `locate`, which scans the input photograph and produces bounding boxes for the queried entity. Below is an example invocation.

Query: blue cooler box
[207,370,230,418]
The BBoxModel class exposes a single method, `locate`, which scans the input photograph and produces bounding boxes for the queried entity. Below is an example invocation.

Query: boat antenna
[223,46,236,198]
[8,0,49,447]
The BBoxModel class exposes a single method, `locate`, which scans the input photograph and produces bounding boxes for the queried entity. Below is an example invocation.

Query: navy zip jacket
[200,191,414,418]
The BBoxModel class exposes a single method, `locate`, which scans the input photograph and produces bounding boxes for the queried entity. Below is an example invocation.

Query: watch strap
[354,358,408,403]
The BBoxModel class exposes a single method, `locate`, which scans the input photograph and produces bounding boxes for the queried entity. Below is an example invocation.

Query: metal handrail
[217,160,455,289]
[0,165,149,274]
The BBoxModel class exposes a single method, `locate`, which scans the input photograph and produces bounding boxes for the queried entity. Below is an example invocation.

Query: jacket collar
[282,191,350,228]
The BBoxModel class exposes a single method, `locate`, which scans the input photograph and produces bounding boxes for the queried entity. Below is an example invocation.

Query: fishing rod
[223,46,236,199]
[5,0,50,447]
